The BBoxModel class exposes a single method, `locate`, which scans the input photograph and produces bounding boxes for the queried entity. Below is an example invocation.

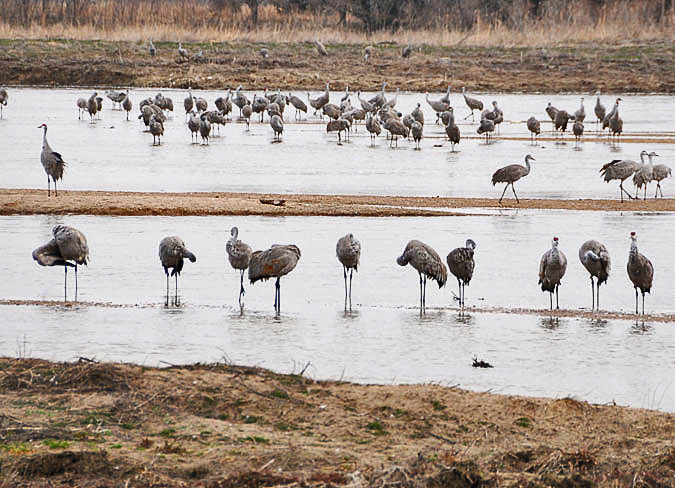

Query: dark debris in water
[472,356,494,368]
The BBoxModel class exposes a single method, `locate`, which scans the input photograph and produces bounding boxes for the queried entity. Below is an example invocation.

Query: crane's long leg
[635,287,638,315]
[54,179,58,197]
[239,270,245,310]
[511,184,520,204]
[423,276,427,312]
[655,183,660,198]
[74,265,78,302]
[275,277,281,315]
[175,273,179,306]
[597,282,600,310]
[418,272,423,312]
[343,266,348,310]
[556,284,560,309]
[64,266,68,302]
[590,277,595,311]
[457,279,462,309]
[349,269,353,311]
[549,291,552,311]
[642,291,645,315]
[498,184,509,204]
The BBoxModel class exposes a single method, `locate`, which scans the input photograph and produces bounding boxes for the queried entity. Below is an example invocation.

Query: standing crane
[315,39,328,56]
[652,161,672,198]
[492,155,534,204]
[425,92,450,123]
[149,38,156,57]
[411,121,423,150]
[327,119,350,145]
[538,237,567,310]
[633,151,658,200]
[461,87,483,121]
[402,42,412,58]
[270,114,284,140]
[0,87,7,119]
[627,232,653,315]
[248,244,301,316]
[288,93,308,120]
[599,150,646,202]
[32,225,89,302]
[579,240,611,311]
[574,97,586,123]
[87,92,98,122]
[397,240,447,313]
[447,239,476,310]
[365,113,381,144]
[226,227,252,310]
[159,236,196,306]
[439,86,452,105]
[38,124,66,197]
[184,87,194,121]
[336,233,361,311]
[573,120,584,145]
[149,114,164,145]
[199,113,211,145]
[444,107,460,152]
[178,42,189,59]
[122,90,132,120]
[594,91,606,128]
[76,98,87,120]
[527,116,540,145]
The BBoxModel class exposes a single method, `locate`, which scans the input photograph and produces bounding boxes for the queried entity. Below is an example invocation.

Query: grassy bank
[0,358,672,486]
[0,38,673,92]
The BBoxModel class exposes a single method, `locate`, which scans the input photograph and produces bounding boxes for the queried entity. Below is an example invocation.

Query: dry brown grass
[0,1,673,47]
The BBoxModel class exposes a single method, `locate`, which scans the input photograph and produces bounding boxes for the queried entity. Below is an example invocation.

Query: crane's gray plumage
[383,88,399,109]
[609,105,623,141]
[425,92,450,123]
[602,98,621,133]
[106,90,126,110]
[270,114,284,140]
[195,97,208,113]
[368,82,387,109]
[159,236,196,306]
[323,103,342,120]
[365,113,381,143]
[308,84,330,116]
[652,162,672,198]
[187,111,200,143]
[444,107,460,152]
[0,87,8,119]
[252,93,269,122]
[233,86,249,116]
[149,114,164,145]
[627,232,653,315]
[315,39,328,56]
[397,240,447,313]
[527,116,540,144]
[357,91,375,113]
[184,88,193,121]
[178,42,189,59]
[336,233,361,310]
[242,102,252,130]
[539,237,567,310]
[477,116,495,142]
[447,239,476,309]
[633,151,657,200]
[492,154,534,204]
[599,150,646,202]
[87,92,98,122]
[440,86,452,105]
[461,87,483,121]
[95,97,103,118]
[383,118,408,147]
[149,38,156,57]
[402,42,412,58]
[122,91,132,120]
[33,224,89,301]
[327,118,350,145]
[260,47,269,59]
[594,91,606,126]
[226,226,252,309]
[411,121,423,149]
[554,109,572,137]
[38,123,66,197]
[288,93,307,120]
[76,97,87,120]
[248,244,301,315]
[545,102,558,123]
[574,97,586,123]
[579,240,610,311]
[411,103,424,126]
[199,113,211,144]
[573,120,584,144]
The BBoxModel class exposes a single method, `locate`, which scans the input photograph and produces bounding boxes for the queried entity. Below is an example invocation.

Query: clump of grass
[365,421,387,435]
[43,439,70,449]
[515,417,532,428]
[270,388,289,400]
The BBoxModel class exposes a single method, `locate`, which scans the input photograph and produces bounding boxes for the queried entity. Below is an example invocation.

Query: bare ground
[1,189,675,217]
[0,358,672,487]
[0,39,674,93]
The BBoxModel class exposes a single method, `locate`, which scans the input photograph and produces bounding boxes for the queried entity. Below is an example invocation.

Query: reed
[0,0,672,47]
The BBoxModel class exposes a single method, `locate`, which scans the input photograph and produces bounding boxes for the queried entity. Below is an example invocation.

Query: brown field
[2,189,675,217]
[0,358,673,487]
[0,38,674,93]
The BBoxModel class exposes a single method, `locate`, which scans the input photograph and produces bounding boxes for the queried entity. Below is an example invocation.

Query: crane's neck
[640,152,646,164]
[524,159,531,173]
[647,154,655,165]
[630,239,638,256]
[42,126,48,147]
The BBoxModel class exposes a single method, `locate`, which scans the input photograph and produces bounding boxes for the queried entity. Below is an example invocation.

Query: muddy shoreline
[1,189,674,217]
[0,358,672,487]
[0,39,674,93]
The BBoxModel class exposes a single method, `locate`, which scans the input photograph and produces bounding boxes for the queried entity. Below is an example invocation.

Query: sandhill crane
[539,237,567,310]
[411,121,423,149]
[369,82,387,109]
[490,101,504,134]
[383,88,399,109]
[652,162,672,198]
[599,150,646,202]
[627,232,653,315]
[288,94,307,120]
[323,103,342,120]
[440,86,452,105]
[207,110,226,136]
[242,102,252,130]
[492,154,534,204]
[402,114,413,137]
[364,45,373,62]
[199,114,211,144]
[579,240,610,311]
[149,38,156,57]
[357,91,375,113]
[139,105,153,128]
[0,87,8,119]
[402,42,412,58]
[602,98,621,134]
[87,92,98,122]
[397,240,447,313]
[184,88,194,121]
[76,98,87,119]
[425,92,450,123]
[149,114,164,145]
[233,86,249,116]
[365,113,381,143]
[411,103,424,125]
[267,102,281,119]
[122,91,132,120]
[336,233,361,311]
[252,94,269,122]
[226,227,252,310]
[594,91,606,127]
[195,97,208,113]
[260,47,269,59]
[447,239,476,309]
[178,42,189,59]
[477,116,495,143]
[33,225,89,302]
[633,151,658,200]
[573,120,584,144]
[270,114,283,140]
[315,39,328,56]
[444,108,460,152]
[95,97,103,118]
[38,124,66,197]
[249,244,301,316]
[327,119,350,145]
[106,90,125,110]
[342,108,365,131]
[461,87,483,121]
[187,111,200,143]
[159,236,196,306]
[609,107,623,142]
[384,118,408,147]
[545,102,558,123]
[554,110,572,139]
[574,97,586,123]
[527,116,540,144]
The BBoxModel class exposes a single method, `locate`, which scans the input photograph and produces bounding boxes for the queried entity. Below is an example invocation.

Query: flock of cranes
[31,224,656,317]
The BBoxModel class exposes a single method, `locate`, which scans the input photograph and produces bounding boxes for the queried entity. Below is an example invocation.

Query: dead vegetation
[0,358,672,487]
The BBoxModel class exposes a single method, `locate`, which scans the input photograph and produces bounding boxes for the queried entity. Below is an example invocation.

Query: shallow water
[1,88,673,198]
[1,213,674,411]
